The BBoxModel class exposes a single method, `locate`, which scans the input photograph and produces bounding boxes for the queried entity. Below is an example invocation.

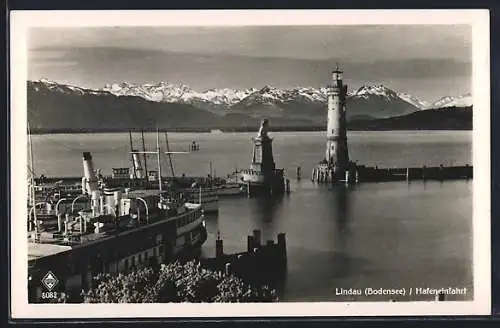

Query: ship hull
[200,201,219,213]
[216,184,245,196]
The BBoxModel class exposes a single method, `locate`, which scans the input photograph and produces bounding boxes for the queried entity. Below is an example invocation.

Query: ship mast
[27,122,37,233]
[156,128,162,194]
[141,128,148,179]
[129,130,190,195]
[129,131,137,179]
[165,132,175,177]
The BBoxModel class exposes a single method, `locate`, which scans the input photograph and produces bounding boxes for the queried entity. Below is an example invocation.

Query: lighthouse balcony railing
[327,84,341,90]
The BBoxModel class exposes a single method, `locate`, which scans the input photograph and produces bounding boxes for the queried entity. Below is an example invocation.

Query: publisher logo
[41,271,58,291]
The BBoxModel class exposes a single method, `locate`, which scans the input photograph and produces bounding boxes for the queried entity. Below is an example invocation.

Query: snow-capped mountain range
[103,81,258,107]
[100,81,471,110]
[32,78,109,96]
[28,79,472,119]
[27,79,473,131]
[431,93,473,109]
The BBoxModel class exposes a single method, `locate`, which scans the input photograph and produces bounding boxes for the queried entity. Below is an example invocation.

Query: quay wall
[312,164,472,183]
[200,231,287,288]
[356,164,472,182]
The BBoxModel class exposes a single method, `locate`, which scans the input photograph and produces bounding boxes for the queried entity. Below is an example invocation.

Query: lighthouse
[325,64,349,178]
[251,119,276,175]
[240,119,286,196]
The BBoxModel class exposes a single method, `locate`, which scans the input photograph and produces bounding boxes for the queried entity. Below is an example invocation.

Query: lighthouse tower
[325,64,349,177]
[241,119,285,196]
[250,119,276,176]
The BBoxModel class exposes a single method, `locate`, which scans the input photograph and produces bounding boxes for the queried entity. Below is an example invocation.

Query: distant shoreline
[29,126,472,135]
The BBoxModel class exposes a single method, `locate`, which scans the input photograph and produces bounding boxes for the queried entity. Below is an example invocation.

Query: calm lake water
[31,131,473,302]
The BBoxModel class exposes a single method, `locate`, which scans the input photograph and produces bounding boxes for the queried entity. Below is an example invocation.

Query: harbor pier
[312,164,472,184]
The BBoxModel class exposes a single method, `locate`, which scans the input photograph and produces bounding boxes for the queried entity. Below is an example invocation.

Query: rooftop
[28,242,72,261]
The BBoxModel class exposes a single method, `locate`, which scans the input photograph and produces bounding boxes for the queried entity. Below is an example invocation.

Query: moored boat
[216,182,246,196]
[181,185,220,213]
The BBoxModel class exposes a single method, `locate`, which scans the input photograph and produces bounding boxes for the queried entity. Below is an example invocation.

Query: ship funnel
[132,153,144,179]
[82,152,98,194]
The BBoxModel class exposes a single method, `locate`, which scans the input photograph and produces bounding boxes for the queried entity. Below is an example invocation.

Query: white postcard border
[10,9,491,318]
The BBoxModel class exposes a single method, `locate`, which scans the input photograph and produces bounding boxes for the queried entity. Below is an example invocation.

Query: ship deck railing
[28,204,203,260]
[240,168,284,175]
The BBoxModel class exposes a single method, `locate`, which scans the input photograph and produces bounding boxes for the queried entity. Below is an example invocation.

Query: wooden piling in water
[247,235,254,253]
[253,229,261,248]
[216,239,224,258]
[277,233,287,264]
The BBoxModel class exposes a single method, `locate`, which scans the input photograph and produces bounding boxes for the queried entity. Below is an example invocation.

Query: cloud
[27,25,472,101]
[29,25,471,62]
[31,61,78,68]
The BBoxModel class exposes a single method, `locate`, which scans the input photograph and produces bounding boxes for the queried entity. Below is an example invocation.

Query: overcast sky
[28,25,472,102]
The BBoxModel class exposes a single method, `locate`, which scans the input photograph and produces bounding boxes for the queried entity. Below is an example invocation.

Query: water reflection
[247,195,285,242]
[252,195,285,223]
[280,184,374,301]
[330,185,352,252]
[201,179,472,301]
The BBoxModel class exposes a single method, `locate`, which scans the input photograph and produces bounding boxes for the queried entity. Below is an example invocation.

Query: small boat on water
[170,175,246,199]
[182,185,219,213]
[216,183,246,196]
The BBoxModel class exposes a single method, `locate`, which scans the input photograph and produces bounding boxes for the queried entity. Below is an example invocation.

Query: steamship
[27,131,207,302]
[33,131,221,214]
